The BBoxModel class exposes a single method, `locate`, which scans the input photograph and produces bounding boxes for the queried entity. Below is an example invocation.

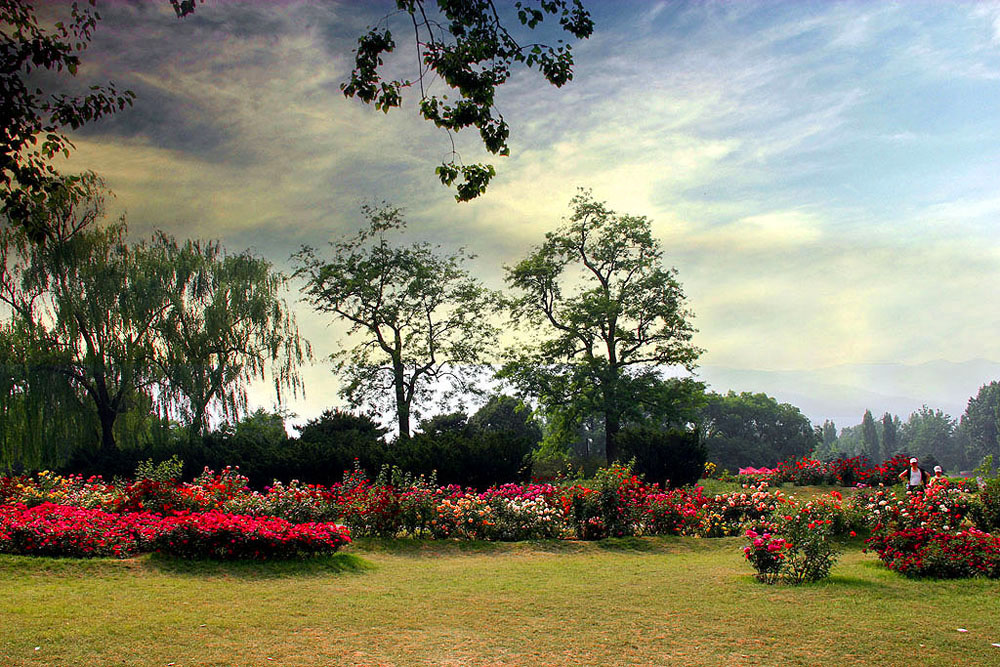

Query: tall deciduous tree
[293,204,500,439]
[0,178,173,453]
[960,381,1000,469]
[503,191,702,463]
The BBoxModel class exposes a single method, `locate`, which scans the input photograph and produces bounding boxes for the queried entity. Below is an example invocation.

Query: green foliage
[861,409,880,460]
[503,190,702,463]
[293,204,501,438]
[569,461,642,539]
[614,426,706,488]
[340,1,593,201]
[969,474,1000,533]
[470,394,543,444]
[151,235,310,437]
[134,455,184,483]
[881,412,898,458]
[901,405,959,469]
[394,428,533,489]
[0,179,307,466]
[779,513,840,584]
[289,409,390,483]
[699,391,818,471]
[960,381,1000,470]
[1,2,135,241]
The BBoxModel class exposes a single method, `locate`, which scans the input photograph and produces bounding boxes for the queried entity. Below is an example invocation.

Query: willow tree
[293,205,500,438]
[503,191,702,463]
[153,234,310,437]
[0,175,308,460]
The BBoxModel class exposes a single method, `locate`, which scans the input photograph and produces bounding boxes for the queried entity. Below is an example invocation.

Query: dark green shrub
[392,429,533,489]
[615,426,706,488]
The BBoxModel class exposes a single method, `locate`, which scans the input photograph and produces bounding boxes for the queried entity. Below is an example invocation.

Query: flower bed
[3,461,999,578]
[862,482,999,578]
[0,502,349,560]
[866,528,1000,578]
[153,511,351,560]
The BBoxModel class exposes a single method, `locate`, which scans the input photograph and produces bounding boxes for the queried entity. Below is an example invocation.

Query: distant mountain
[694,359,1000,429]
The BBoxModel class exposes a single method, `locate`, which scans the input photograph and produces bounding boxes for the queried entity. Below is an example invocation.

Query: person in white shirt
[898,457,929,492]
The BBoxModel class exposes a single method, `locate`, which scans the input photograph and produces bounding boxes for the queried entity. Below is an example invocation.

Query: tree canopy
[3,1,594,241]
[1,1,134,242]
[698,391,818,471]
[503,190,702,463]
[960,381,1000,470]
[293,204,501,438]
[0,175,307,460]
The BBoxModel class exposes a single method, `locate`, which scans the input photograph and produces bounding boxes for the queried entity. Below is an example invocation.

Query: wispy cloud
[44,0,1000,416]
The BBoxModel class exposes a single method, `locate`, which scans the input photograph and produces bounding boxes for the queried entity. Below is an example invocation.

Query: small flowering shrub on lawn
[743,511,840,584]
[743,529,790,584]
[778,510,840,583]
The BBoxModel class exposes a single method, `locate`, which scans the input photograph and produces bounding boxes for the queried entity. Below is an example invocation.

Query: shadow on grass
[346,535,739,558]
[143,551,375,579]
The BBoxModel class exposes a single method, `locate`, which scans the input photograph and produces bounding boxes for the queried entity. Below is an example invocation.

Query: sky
[36,0,1000,426]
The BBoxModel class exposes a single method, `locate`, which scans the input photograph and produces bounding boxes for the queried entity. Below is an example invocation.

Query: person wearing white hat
[928,465,948,487]
[898,457,930,492]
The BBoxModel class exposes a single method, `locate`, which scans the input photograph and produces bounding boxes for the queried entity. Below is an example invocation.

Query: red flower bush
[0,503,162,558]
[866,527,1000,578]
[0,502,349,560]
[152,511,350,560]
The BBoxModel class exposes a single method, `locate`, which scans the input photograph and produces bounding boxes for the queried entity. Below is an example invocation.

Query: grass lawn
[2,537,999,666]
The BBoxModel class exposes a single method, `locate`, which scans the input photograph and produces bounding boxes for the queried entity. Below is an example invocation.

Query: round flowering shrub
[152,511,350,560]
[777,510,840,583]
[743,511,840,585]
[866,528,1000,578]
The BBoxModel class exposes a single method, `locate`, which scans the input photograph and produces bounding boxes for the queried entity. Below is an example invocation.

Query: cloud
[36,0,1000,420]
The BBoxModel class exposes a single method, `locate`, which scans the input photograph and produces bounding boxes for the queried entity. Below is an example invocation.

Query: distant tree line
[812,382,1000,473]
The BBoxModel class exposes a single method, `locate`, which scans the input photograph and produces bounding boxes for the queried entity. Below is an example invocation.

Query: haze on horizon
[42,0,1000,426]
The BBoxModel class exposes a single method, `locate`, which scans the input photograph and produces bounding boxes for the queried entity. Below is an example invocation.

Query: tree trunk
[603,368,621,464]
[394,363,410,439]
[605,409,621,464]
[96,402,117,454]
